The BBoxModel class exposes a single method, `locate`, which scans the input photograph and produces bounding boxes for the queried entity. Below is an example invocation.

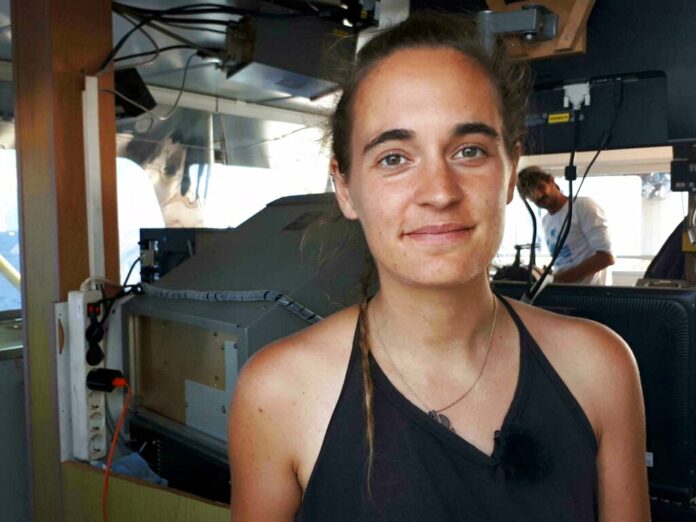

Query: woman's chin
[390,263,491,290]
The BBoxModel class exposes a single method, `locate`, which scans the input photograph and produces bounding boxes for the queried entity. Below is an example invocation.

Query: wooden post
[11,0,117,519]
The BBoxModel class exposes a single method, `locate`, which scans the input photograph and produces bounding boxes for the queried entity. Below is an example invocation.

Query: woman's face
[334,47,519,289]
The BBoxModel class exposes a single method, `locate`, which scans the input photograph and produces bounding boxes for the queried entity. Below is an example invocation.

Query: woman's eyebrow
[452,122,499,139]
[362,128,414,155]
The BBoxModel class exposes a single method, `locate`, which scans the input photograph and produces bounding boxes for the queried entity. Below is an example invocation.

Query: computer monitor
[492,282,696,505]
[525,0,696,151]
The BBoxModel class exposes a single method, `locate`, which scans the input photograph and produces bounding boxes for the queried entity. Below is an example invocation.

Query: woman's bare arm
[590,326,650,521]
[228,344,303,522]
[510,301,650,521]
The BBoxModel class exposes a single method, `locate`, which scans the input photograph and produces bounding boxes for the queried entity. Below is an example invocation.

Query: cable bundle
[140,282,323,324]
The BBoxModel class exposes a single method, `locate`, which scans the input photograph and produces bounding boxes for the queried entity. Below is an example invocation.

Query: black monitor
[521,0,696,153]
[525,72,669,154]
[415,1,696,153]
[492,282,696,506]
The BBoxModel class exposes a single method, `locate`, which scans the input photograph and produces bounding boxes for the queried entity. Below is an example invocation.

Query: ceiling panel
[0,1,493,112]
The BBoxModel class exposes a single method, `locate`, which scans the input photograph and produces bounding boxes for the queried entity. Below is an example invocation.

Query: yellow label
[683,232,696,252]
[548,112,571,124]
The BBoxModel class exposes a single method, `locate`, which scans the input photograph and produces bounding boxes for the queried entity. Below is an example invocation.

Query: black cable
[533,80,625,296]
[155,21,228,35]
[158,52,198,119]
[103,2,212,72]
[102,0,330,73]
[574,80,624,201]
[115,2,307,20]
[572,148,602,203]
[525,81,624,298]
[114,2,236,16]
[146,16,230,26]
[227,125,310,153]
[114,45,190,62]
[112,12,162,71]
[157,5,280,15]
[128,18,222,61]
[123,256,141,287]
[103,0,329,72]
[99,13,156,72]
[102,51,197,121]
[524,109,581,302]
[94,281,146,329]
[521,195,537,285]
[524,179,574,301]
[98,289,128,328]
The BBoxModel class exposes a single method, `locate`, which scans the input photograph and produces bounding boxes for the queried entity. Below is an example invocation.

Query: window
[116,108,330,282]
[0,141,21,313]
[498,171,688,286]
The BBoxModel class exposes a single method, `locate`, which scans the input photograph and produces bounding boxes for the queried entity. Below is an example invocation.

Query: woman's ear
[331,159,359,220]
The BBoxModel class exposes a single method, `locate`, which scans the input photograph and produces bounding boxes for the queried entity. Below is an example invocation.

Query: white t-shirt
[542,197,612,285]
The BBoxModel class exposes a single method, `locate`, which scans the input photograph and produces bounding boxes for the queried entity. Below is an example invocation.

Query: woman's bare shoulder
[227,305,361,520]
[233,304,360,411]
[506,297,636,365]
[503,297,641,439]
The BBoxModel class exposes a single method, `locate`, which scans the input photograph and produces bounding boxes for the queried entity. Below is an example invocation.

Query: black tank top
[296,297,598,521]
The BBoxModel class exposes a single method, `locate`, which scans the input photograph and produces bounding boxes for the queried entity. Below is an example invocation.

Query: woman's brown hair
[327,11,531,490]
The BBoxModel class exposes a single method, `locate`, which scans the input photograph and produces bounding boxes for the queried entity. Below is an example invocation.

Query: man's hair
[517,166,554,199]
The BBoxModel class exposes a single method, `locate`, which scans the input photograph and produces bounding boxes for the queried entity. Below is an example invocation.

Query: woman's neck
[370,271,496,362]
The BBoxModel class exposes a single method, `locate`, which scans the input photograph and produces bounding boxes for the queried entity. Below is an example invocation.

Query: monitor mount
[476,4,558,54]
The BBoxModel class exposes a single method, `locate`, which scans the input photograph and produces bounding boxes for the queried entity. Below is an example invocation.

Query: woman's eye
[455,146,486,160]
[378,153,407,168]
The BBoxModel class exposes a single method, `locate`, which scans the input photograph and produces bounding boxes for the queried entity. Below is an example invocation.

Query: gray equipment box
[122,193,367,444]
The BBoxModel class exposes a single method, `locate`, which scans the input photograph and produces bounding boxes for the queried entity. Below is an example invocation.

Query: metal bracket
[476,4,558,54]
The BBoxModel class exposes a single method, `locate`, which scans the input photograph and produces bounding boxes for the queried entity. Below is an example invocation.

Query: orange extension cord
[103,378,131,522]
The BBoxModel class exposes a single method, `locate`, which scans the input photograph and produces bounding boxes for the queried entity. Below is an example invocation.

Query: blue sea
[0,231,21,312]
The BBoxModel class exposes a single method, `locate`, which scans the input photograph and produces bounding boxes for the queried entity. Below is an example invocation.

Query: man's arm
[554,197,614,283]
[554,250,615,283]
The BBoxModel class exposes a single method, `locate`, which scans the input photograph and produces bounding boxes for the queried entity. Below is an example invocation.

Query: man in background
[517,166,615,284]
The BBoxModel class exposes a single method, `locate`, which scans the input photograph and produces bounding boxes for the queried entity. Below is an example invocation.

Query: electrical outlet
[68,290,107,460]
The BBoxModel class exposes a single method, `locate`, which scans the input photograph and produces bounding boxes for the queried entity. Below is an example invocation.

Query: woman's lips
[405,223,476,243]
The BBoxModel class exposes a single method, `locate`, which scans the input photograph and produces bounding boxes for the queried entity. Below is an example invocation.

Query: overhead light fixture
[224,17,356,99]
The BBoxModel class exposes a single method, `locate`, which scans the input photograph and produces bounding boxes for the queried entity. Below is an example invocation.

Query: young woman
[228,14,650,521]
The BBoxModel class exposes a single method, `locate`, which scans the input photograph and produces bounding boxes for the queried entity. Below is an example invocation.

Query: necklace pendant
[428,410,454,432]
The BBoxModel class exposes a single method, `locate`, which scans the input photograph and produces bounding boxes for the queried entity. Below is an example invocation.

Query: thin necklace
[371,296,498,432]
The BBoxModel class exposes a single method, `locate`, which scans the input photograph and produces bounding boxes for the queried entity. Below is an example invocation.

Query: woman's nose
[414,159,464,209]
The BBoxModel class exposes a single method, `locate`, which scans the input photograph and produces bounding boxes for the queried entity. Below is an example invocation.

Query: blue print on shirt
[546,227,558,253]
[546,227,573,264]
[557,245,572,261]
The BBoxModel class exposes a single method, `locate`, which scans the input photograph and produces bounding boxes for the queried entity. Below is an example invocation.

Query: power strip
[68,290,107,460]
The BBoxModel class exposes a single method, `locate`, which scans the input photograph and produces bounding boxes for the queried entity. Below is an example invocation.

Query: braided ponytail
[357,258,376,492]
